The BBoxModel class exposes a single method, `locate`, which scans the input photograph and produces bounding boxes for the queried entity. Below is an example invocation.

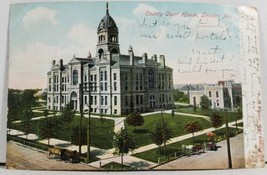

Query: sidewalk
[132,119,243,154]
[9,107,243,169]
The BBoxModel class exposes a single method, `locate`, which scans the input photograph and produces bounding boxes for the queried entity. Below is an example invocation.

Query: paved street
[7,108,244,170]
[155,134,245,170]
[6,141,97,170]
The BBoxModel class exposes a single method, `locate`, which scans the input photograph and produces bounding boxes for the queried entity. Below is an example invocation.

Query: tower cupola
[96,2,120,59]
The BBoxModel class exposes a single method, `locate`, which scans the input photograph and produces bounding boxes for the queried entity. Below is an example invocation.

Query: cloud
[23,7,57,27]
[132,3,158,16]
[67,23,96,56]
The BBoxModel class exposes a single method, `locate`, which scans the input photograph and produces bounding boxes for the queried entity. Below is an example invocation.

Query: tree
[113,129,135,169]
[36,110,59,145]
[21,89,37,108]
[60,101,75,123]
[173,89,189,103]
[126,113,144,131]
[184,121,202,143]
[210,110,223,132]
[71,125,87,146]
[20,108,33,139]
[150,122,173,154]
[200,95,210,110]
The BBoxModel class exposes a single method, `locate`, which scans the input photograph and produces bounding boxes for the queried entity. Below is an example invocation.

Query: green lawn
[12,116,114,149]
[133,127,243,163]
[175,106,242,123]
[175,106,211,116]
[125,113,212,148]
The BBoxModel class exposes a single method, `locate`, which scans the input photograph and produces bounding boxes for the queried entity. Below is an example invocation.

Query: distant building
[46,3,174,115]
[189,80,242,109]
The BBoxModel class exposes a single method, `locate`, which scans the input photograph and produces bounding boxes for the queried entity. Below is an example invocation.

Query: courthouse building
[46,3,174,115]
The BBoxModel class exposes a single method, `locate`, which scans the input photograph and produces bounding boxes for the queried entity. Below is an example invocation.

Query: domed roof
[97,3,118,32]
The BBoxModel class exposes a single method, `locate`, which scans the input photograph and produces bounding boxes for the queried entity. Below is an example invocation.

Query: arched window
[71,91,77,98]
[98,49,104,59]
[72,70,78,85]
[111,48,118,55]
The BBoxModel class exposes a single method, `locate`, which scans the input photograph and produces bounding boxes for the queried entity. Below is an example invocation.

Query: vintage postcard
[6,1,264,170]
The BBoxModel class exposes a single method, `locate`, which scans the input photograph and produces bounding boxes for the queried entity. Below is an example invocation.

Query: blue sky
[8,2,241,89]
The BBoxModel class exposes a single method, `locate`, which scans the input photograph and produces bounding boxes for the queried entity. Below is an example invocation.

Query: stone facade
[189,80,242,109]
[47,3,174,115]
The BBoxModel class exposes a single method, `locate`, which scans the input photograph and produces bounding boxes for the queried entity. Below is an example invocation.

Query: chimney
[52,60,56,67]
[153,54,157,62]
[87,51,92,58]
[128,45,134,66]
[142,53,147,64]
[59,59,63,71]
[159,55,165,68]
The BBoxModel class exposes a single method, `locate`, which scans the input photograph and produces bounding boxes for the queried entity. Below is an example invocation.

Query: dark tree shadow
[55,143,72,147]
[132,129,149,133]
[90,149,106,156]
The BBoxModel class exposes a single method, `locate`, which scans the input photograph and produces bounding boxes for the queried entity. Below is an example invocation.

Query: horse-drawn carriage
[47,146,80,163]
[206,141,217,151]
[182,143,205,155]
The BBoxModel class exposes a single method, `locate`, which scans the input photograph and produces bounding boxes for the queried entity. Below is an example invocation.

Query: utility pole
[86,65,91,163]
[79,83,83,156]
[225,109,233,169]
[161,109,166,156]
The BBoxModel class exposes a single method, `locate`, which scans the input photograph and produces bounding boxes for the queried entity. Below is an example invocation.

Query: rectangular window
[104,71,107,81]
[94,108,97,113]
[140,95,143,105]
[101,83,103,91]
[113,73,117,80]
[93,82,97,91]
[114,96,117,106]
[100,71,103,81]
[90,75,93,81]
[101,96,104,105]
[209,91,212,97]
[94,96,97,105]
[114,82,117,91]
[136,95,139,105]
[105,96,108,105]
[105,82,107,91]
[216,91,219,98]
[217,100,219,106]
[49,78,51,83]
[125,96,128,106]
[114,109,117,114]
[105,109,107,113]
[125,75,128,91]
[90,96,93,105]
[85,96,88,105]
[94,74,97,81]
